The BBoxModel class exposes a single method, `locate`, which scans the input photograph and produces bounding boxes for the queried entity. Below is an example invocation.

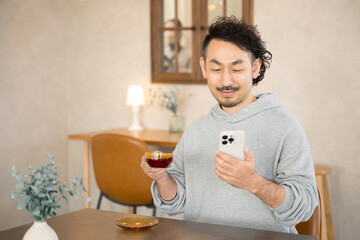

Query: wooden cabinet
[150,0,253,84]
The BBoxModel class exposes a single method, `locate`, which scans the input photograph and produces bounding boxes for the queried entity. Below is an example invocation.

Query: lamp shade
[126,85,145,106]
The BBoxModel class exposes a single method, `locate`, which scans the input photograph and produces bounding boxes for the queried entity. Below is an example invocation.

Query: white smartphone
[219,130,245,160]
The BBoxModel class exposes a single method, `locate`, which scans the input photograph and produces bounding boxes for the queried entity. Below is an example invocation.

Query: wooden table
[0,208,317,240]
[68,128,182,208]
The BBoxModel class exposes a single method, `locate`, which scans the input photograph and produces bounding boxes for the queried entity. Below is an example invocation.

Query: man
[141,16,318,234]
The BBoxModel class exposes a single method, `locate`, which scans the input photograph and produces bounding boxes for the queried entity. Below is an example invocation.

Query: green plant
[148,86,191,115]
[11,154,87,222]
[161,88,179,115]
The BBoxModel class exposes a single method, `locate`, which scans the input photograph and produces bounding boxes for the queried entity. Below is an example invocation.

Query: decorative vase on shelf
[23,221,58,240]
[169,114,182,133]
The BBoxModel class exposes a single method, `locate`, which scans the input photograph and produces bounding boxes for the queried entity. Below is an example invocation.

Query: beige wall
[1,0,359,239]
[0,0,70,231]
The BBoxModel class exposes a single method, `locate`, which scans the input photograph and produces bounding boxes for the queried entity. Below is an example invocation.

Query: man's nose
[221,70,233,86]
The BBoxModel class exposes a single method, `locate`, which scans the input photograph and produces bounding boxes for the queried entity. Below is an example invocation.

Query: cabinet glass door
[150,0,253,84]
[161,0,193,74]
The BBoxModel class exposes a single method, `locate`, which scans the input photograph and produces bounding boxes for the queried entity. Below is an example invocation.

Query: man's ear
[252,58,262,79]
[200,57,207,79]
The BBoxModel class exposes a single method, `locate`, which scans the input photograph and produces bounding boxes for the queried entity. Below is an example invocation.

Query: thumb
[244,147,254,163]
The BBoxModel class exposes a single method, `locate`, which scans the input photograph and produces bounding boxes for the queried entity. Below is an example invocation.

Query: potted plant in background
[148,86,191,133]
[11,154,87,240]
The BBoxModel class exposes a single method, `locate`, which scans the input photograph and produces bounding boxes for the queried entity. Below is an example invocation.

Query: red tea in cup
[145,152,173,168]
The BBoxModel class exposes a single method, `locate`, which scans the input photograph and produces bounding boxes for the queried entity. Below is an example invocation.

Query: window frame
[150,0,253,84]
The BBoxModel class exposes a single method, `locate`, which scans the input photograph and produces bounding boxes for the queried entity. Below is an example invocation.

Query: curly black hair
[202,16,272,85]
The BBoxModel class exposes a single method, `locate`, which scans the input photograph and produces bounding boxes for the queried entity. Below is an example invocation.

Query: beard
[218,98,242,108]
[215,86,242,108]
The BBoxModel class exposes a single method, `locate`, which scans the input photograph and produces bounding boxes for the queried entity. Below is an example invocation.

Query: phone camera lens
[222,135,228,140]
[222,141,227,145]
[229,138,234,142]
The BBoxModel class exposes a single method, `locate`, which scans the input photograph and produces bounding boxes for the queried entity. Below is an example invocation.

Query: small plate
[115,217,159,230]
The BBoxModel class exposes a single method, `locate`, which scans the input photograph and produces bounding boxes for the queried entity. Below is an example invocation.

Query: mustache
[216,86,240,91]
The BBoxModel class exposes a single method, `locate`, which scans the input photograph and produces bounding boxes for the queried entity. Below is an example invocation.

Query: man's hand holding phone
[215,147,259,191]
[216,130,259,190]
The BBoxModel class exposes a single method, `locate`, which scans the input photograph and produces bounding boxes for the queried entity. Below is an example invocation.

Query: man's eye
[211,69,221,72]
[233,69,244,73]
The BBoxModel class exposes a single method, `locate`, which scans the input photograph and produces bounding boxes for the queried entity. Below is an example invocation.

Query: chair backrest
[91,134,153,205]
[296,188,321,239]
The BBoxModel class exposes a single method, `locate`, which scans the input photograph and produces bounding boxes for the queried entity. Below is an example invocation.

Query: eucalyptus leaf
[11,192,18,199]
[34,179,42,186]
[17,202,27,210]
[38,193,46,198]
[46,153,53,160]
[30,185,39,194]
[33,209,41,216]
[10,167,16,176]
[19,195,28,201]
[28,205,34,212]
[59,186,63,194]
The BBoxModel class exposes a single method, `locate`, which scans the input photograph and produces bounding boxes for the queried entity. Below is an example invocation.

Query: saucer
[115,217,159,230]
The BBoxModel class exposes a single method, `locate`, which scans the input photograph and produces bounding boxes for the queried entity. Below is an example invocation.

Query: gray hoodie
[151,93,318,234]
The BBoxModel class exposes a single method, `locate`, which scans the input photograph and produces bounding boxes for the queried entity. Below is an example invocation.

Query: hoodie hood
[210,93,281,123]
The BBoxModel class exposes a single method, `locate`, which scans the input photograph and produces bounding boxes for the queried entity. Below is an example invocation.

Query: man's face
[200,39,261,114]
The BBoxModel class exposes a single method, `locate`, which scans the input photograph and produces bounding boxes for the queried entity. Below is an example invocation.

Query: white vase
[23,221,59,240]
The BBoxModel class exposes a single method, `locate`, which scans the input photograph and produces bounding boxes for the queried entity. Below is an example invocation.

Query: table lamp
[126,85,145,131]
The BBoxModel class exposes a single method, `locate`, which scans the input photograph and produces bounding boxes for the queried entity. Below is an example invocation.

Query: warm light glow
[208,4,216,11]
[126,85,145,106]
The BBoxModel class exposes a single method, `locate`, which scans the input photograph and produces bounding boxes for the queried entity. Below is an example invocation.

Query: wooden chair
[91,134,156,216]
[314,164,335,240]
[296,188,322,239]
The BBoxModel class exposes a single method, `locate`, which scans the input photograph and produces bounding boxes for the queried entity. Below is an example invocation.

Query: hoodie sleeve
[151,133,186,215]
[270,123,319,227]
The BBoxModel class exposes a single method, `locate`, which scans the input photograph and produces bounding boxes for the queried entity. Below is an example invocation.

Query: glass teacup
[145,152,173,168]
